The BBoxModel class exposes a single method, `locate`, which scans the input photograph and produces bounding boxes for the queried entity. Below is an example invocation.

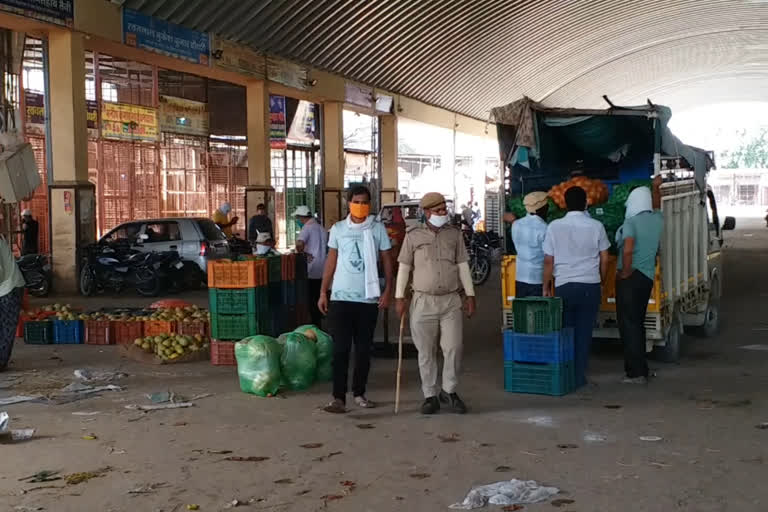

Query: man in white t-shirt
[543,186,610,387]
[294,206,327,327]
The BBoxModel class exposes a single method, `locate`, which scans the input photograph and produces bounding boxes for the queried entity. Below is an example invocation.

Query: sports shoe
[621,376,648,385]
[354,395,376,408]
[323,398,346,413]
[421,396,440,415]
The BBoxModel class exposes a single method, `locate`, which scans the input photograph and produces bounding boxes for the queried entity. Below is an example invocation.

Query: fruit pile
[548,176,609,208]
[142,306,210,323]
[134,333,209,361]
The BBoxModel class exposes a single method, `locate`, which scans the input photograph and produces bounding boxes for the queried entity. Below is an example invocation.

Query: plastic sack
[294,325,334,382]
[280,332,317,390]
[235,336,282,397]
[450,479,559,510]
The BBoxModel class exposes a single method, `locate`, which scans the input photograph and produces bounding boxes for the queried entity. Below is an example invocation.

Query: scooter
[17,254,52,297]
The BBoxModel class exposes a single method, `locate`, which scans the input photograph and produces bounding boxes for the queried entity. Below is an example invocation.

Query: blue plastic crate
[52,320,84,344]
[503,328,574,364]
[504,361,575,396]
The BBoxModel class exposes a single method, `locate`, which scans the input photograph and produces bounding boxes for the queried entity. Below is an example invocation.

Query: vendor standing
[396,192,476,415]
[616,176,663,384]
[213,202,238,237]
[293,206,327,327]
[21,209,39,255]
[0,236,25,371]
[503,191,549,297]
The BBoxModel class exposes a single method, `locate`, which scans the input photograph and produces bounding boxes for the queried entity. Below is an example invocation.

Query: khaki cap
[420,192,447,209]
[523,191,549,213]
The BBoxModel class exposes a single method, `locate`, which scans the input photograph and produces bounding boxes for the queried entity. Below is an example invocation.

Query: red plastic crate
[211,339,236,366]
[112,320,144,345]
[178,320,209,338]
[281,254,296,281]
[85,320,114,345]
[144,320,177,337]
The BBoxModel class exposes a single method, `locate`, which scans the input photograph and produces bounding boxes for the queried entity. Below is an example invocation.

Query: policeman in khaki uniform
[395,192,476,414]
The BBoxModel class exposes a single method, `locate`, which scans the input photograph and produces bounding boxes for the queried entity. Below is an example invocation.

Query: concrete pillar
[322,101,344,228]
[244,80,274,236]
[380,114,398,205]
[47,31,95,292]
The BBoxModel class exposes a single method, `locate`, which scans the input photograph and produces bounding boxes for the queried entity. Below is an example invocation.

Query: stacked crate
[294,253,311,326]
[208,260,268,365]
[266,254,303,336]
[503,297,576,396]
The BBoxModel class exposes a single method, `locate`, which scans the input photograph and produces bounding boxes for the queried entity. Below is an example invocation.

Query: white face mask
[428,214,450,228]
[255,245,271,255]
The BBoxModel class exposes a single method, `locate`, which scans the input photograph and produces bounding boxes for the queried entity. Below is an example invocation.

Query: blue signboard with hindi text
[0,0,73,26]
[123,8,210,66]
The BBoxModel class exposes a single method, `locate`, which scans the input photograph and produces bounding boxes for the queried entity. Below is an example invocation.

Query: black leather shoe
[446,392,467,414]
[421,396,440,415]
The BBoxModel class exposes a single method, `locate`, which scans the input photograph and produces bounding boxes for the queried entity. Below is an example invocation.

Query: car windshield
[197,219,227,241]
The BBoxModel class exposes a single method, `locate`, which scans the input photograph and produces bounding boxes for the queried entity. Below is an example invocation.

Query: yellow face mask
[349,203,371,219]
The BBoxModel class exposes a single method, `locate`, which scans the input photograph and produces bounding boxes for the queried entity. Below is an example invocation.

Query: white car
[98,217,230,279]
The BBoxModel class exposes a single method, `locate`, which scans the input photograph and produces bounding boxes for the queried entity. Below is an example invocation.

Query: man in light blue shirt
[318,185,394,414]
[504,191,549,297]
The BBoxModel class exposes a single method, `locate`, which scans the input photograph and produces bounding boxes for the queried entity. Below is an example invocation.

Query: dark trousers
[327,301,379,402]
[516,281,543,298]
[0,287,23,371]
[616,271,654,378]
[308,279,323,327]
[556,283,601,387]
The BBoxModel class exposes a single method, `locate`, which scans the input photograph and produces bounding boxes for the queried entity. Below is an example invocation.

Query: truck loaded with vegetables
[493,98,735,362]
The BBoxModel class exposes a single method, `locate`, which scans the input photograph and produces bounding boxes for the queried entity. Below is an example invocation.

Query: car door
[99,222,143,246]
[140,221,182,255]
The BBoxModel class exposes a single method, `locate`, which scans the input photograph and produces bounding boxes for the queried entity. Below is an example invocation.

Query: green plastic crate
[512,297,562,334]
[504,360,575,396]
[267,255,282,283]
[210,313,258,341]
[24,321,53,345]
[209,288,257,315]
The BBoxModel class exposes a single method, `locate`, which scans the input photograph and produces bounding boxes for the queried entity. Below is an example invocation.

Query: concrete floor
[1,219,767,512]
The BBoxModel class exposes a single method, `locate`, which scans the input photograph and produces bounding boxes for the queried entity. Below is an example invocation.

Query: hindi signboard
[101,102,158,142]
[267,57,308,91]
[212,37,265,78]
[269,95,287,150]
[158,95,208,137]
[123,8,210,66]
[0,0,73,26]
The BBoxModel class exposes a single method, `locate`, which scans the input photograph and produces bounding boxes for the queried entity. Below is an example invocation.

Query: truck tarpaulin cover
[490,97,712,192]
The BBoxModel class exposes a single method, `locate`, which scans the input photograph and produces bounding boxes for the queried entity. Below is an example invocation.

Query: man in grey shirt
[294,206,328,327]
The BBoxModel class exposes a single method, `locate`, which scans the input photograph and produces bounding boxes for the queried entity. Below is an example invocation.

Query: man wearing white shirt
[504,191,549,297]
[542,186,610,387]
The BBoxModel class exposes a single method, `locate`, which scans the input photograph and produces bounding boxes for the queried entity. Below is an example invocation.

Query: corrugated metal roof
[123,0,768,118]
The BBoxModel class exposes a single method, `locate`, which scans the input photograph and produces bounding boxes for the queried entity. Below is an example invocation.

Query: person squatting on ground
[318,185,393,414]
[396,192,476,414]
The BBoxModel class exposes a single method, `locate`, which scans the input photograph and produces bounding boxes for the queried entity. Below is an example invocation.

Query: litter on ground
[449,479,559,510]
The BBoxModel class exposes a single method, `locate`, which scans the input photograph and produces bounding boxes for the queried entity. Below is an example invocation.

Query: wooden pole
[394,312,406,414]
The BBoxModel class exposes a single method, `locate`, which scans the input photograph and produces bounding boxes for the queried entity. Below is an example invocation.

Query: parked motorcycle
[228,234,253,256]
[150,250,187,293]
[79,242,161,297]
[463,229,501,286]
[17,253,52,297]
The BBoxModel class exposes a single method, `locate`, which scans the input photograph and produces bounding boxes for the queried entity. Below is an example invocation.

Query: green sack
[235,336,282,397]
[280,332,317,390]
[295,324,334,382]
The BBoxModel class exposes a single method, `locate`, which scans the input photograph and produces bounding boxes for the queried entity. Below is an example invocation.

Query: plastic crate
[267,256,282,283]
[210,313,258,341]
[211,339,236,366]
[295,279,309,305]
[281,281,297,306]
[504,361,575,396]
[501,255,516,309]
[503,328,574,364]
[502,308,514,330]
[268,281,282,304]
[295,304,311,326]
[24,320,53,345]
[85,320,114,345]
[144,320,177,337]
[207,260,261,289]
[209,288,257,315]
[512,297,563,334]
[53,320,84,344]
[112,320,144,345]
[178,319,209,338]
[295,253,308,281]
[281,253,296,281]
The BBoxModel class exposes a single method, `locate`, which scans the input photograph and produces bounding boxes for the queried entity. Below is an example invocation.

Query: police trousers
[410,291,463,398]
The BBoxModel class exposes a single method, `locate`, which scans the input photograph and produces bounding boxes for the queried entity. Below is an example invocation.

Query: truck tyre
[696,278,720,338]
[653,309,682,363]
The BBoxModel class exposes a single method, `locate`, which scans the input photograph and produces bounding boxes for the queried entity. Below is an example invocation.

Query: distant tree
[719,127,768,169]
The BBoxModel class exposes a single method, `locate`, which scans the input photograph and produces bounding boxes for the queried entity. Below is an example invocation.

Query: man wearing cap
[503,192,549,297]
[396,192,476,415]
[213,202,238,238]
[253,232,280,256]
[293,206,327,326]
[20,209,39,256]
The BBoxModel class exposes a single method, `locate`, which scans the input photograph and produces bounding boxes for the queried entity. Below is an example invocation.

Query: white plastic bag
[450,479,559,510]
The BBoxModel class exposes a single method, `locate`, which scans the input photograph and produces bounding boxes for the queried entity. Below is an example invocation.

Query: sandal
[323,399,346,414]
[354,395,376,409]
